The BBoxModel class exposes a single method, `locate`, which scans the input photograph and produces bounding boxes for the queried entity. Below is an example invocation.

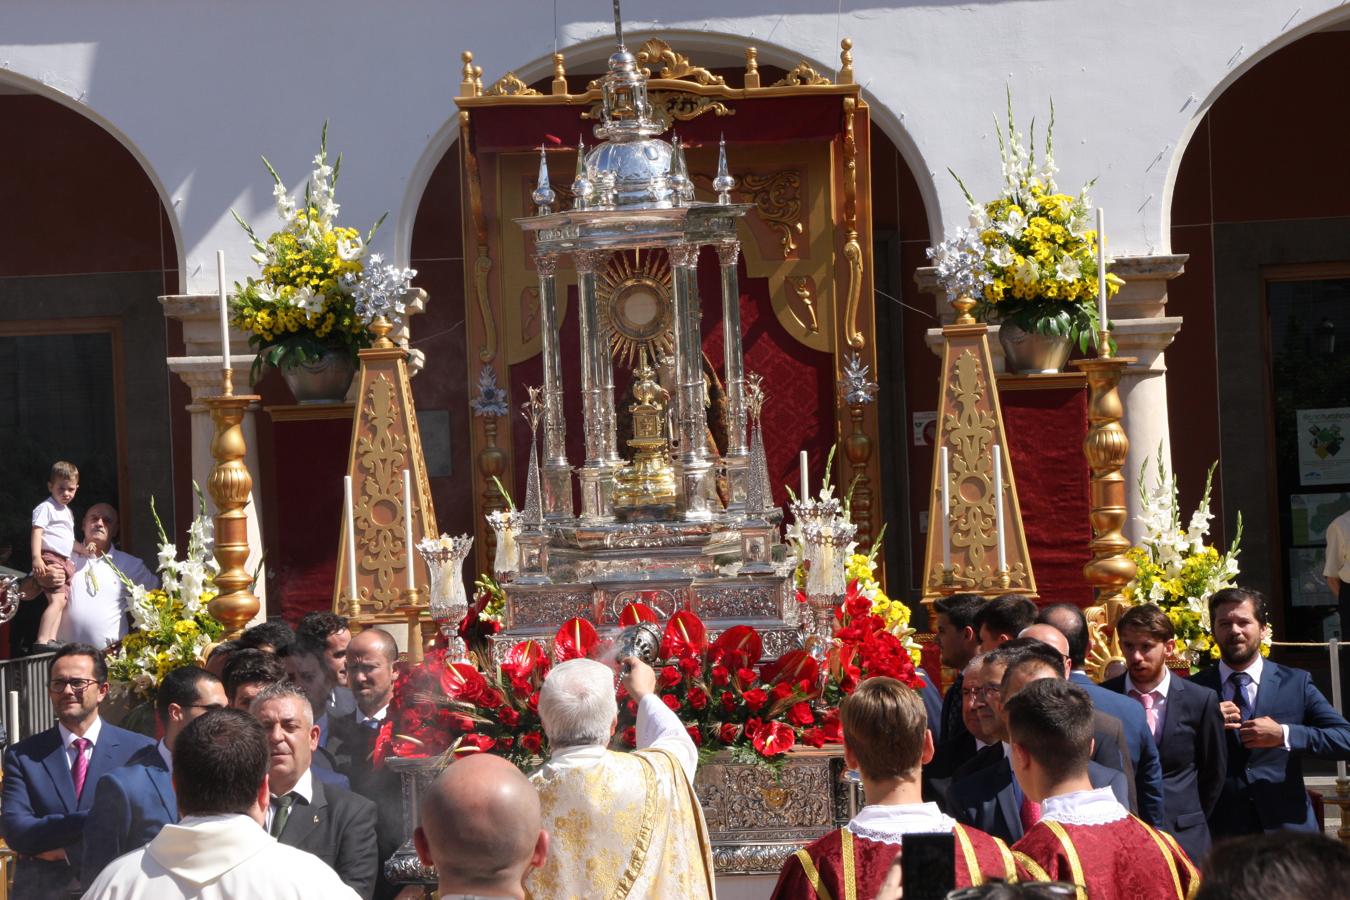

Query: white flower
[989,245,1014,268]
[1056,256,1081,281]
[291,286,325,315]
[157,544,178,571]
[1001,209,1026,238]
[336,234,364,262]
[1013,257,1039,287]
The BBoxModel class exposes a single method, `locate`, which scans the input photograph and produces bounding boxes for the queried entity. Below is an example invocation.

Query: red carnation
[627,698,639,715]
[711,665,731,687]
[787,701,815,727]
[498,735,515,749]
[661,694,681,711]
[521,731,544,754]
[679,656,702,677]
[686,725,703,747]
[752,721,796,757]
[744,717,764,739]
[772,682,795,701]
[736,667,758,687]
[819,709,843,744]
[498,706,521,727]
[659,666,682,688]
[528,691,540,712]
[688,686,709,710]
[622,726,637,747]
[721,691,737,712]
[718,722,740,744]
[802,727,827,748]
[742,688,768,711]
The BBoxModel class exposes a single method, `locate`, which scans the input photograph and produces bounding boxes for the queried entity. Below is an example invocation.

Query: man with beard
[1192,587,1350,837]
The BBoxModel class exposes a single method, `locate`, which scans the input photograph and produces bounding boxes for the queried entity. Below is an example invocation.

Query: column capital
[573,249,610,275]
[534,254,558,277]
[716,240,741,268]
[669,243,701,269]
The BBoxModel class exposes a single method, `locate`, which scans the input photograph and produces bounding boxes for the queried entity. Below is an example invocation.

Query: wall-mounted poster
[1296,408,1350,486]
[1291,492,1350,545]
[1291,547,1334,607]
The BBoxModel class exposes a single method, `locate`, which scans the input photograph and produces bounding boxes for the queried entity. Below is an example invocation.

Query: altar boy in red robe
[1007,679,1200,900]
[771,677,1028,899]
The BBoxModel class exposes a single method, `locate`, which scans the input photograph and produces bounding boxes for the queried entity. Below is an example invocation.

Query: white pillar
[161,295,267,622]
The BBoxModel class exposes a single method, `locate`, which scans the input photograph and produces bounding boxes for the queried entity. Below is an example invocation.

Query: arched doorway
[0,82,181,654]
[403,36,938,603]
[1167,20,1350,643]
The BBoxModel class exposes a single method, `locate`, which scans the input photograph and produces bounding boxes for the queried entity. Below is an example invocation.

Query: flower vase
[486,510,523,583]
[800,514,856,662]
[279,348,357,404]
[417,535,474,661]
[998,321,1072,374]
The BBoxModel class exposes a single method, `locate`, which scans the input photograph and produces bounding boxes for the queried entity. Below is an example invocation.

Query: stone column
[160,294,267,620]
[670,242,715,520]
[718,240,749,513]
[916,253,1186,543]
[533,255,574,519]
[573,250,615,522]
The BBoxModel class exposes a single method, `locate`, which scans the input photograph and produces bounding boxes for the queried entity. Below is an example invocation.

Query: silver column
[669,242,715,520]
[718,240,749,513]
[574,249,615,522]
[534,254,573,519]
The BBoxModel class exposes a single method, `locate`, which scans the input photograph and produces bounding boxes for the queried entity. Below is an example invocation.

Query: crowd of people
[2,586,1350,898]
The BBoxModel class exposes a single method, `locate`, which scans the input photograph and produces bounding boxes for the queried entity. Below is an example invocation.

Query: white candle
[1095,208,1108,329]
[344,476,359,601]
[938,447,951,570]
[993,444,1008,572]
[800,450,809,500]
[7,690,18,743]
[403,469,415,591]
[216,250,230,366]
[1331,641,1346,780]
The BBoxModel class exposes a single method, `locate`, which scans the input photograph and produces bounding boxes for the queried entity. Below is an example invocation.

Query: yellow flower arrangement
[847,551,923,666]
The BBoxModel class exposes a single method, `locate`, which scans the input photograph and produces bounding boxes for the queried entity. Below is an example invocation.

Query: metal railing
[0,652,56,744]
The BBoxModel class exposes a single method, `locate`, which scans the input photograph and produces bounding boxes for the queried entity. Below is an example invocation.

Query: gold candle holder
[397,586,428,663]
[204,387,262,639]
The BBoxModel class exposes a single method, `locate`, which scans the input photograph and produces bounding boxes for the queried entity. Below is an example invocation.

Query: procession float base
[384,747,860,885]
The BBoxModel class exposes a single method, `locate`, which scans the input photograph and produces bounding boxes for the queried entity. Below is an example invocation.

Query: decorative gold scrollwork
[738,171,804,255]
[772,63,832,87]
[582,92,735,128]
[636,39,725,85]
[842,96,864,349]
[486,71,541,97]
[355,374,411,613]
[787,277,819,334]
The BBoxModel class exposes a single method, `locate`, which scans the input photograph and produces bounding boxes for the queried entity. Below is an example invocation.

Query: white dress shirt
[1125,668,1171,742]
[56,545,159,649]
[157,739,173,773]
[1218,654,1291,750]
[58,715,102,772]
[353,704,388,729]
[264,767,314,833]
[540,693,697,783]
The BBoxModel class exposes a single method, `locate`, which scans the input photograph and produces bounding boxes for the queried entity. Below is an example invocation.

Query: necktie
[1229,672,1252,721]
[1131,689,1160,741]
[70,737,91,800]
[270,793,295,837]
[1020,794,1042,831]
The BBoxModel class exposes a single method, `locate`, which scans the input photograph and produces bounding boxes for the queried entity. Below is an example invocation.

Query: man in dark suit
[972,593,1038,652]
[329,627,403,900]
[222,648,286,710]
[252,681,379,899]
[925,593,985,795]
[1038,603,1167,826]
[80,665,227,886]
[296,610,357,719]
[1,643,156,898]
[1193,587,1350,837]
[947,641,1131,843]
[1103,603,1225,863]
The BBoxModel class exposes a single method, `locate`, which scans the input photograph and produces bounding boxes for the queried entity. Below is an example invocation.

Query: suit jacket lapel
[39,734,77,813]
[80,727,122,812]
[149,763,177,822]
[993,760,1022,841]
[280,777,327,845]
[1159,677,1183,749]
[1254,662,1283,719]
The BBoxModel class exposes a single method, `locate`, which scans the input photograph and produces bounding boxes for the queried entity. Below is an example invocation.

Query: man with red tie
[1,644,155,898]
[1103,604,1225,862]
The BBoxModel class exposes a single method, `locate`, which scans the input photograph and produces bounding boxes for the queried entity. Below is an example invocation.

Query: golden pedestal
[204,387,262,638]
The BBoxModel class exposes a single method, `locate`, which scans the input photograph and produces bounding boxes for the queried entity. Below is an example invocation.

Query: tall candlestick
[216,251,231,380]
[800,450,809,500]
[403,469,415,591]
[993,444,1007,573]
[344,475,359,602]
[7,690,18,742]
[1095,208,1108,330]
[938,446,951,570]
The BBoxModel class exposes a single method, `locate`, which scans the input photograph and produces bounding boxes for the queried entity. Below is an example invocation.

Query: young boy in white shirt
[30,460,80,652]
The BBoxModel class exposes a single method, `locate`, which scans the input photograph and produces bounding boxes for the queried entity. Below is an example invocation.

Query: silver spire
[571,135,592,210]
[531,145,556,215]
[713,134,735,205]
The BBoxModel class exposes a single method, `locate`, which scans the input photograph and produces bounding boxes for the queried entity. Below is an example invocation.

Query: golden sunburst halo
[596,249,674,369]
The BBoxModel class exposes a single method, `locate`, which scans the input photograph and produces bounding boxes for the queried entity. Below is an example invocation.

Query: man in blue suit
[1103,604,1226,863]
[1038,603,1167,826]
[1193,587,1350,837]
[79,664,227,886]
[1,643,156,898]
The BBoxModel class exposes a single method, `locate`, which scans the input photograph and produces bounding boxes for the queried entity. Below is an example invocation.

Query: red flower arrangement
[377,585,923,771]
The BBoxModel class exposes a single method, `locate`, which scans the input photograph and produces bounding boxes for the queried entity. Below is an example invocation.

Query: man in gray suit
[251,682,379,899]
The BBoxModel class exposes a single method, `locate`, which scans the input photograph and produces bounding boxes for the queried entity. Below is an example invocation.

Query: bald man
[414,754,549,899]
[329,628,402,900]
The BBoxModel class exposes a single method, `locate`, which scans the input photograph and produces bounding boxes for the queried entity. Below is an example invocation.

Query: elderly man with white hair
[524,656,715,900]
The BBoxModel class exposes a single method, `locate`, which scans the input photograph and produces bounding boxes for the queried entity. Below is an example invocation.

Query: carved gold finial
[840,38,854,84]
[370,315,396,349]
[473,65,484,96]
[460,51,476,97]
[951,296,977,325]
[745,47,761,89]
[552,52,568,95]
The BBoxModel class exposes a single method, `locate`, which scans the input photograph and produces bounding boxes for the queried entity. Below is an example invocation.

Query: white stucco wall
[1,0,1346,287]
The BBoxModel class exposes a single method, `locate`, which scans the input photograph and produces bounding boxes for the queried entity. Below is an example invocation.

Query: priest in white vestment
[82,708,359,900]
[524,656,716,900]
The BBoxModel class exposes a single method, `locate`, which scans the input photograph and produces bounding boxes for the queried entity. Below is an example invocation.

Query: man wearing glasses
[79,665,227,886]
[1,643,156,897]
